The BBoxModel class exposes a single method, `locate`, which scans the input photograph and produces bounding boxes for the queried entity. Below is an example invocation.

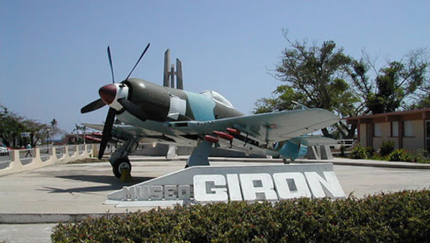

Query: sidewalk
[1,156,429,220]
[1,156,430,242]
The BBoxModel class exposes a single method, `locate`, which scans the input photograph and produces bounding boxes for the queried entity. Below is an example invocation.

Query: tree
[348,49,429,114]
[0,105,63,147]
[254,85,306,113]
[0,105,25,147]
[255,33,359,138]
[255,33,429,139]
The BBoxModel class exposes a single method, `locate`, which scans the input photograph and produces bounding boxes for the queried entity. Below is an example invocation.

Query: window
[201,91,234,108]
[392,121,399,137]
[374,123,382,137]
[404,121,413,137]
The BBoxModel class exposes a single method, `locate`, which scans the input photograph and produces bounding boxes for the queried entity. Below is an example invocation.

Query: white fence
[331,139,355,150]
[0,144,95,176]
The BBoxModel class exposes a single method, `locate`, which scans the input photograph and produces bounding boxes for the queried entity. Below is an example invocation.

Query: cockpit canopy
[201,90,234,109]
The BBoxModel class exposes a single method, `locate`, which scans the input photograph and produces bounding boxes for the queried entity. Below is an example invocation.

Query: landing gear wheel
[112,158,132,178]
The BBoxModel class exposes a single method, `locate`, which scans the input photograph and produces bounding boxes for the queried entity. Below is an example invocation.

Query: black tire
[112,158,132,178]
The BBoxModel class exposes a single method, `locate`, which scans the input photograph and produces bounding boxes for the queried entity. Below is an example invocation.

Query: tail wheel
[112,158,132,178]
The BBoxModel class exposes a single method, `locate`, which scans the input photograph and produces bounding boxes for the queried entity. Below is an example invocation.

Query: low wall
[0,144,95,177]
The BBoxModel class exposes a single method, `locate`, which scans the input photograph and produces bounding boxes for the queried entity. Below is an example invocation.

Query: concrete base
[306,145,333,160]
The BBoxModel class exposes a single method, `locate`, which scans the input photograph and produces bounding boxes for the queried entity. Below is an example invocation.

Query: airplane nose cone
[99,84,117,105]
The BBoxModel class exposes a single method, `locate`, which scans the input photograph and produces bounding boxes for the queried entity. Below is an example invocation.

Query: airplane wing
[167,108,339,143]
[83,123,146,141]
[83,123,188,146]
[83,108,339,146]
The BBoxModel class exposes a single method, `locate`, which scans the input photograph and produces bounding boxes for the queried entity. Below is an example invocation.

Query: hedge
[52,190,430,242]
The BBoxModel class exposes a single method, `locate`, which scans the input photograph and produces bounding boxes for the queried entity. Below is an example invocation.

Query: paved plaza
[1,156,430,242]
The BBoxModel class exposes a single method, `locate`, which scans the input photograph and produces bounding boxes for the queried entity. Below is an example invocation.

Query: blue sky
[1,0,429,134]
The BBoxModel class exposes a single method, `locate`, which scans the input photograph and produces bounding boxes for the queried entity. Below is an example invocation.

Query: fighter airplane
[81,43,339,178]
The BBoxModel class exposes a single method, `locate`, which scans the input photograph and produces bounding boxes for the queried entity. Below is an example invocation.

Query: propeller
[107,46,115,83]
[99,107,116,159]
[80,46,116,114]
[126,43,150,80]
[92,43,151,159]
[80,99,105,114]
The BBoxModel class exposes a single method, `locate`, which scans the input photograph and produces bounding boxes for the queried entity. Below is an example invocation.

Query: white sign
[107,164,345,207]
[21,132,31,138]
[193,172,344,202]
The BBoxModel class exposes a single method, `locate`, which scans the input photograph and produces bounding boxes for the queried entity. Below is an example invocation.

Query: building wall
[372,122,395,150]
[359,124,367,147]
[348,108,430,153]
[403,120,424,151]
[359,120,424,151]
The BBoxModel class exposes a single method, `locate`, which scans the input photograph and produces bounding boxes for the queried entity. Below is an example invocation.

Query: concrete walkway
[1,156,430,242]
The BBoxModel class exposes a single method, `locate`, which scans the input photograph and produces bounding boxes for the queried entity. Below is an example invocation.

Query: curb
[132,156,430,169]
[294,159,430,169]
[130,156,430,169]
[0,213,124,224]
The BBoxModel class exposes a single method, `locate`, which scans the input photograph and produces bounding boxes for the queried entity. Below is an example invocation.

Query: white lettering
[178,185,191,200]
[164,185,177,200]
[240,173,278,201]
[226,174,243,201]
[305,171,345,198]
[194,174,228,202]
[136,186,150,200]
[119,170,345,202]
[150,185,163,200]
[273,172,312,199]
[122,186,135,201]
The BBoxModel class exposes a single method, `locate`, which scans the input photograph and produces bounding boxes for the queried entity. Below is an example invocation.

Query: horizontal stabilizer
[294,136,337,146]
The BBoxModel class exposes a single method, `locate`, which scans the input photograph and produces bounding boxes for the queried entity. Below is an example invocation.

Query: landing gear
[186,140,213,167]
[112,157,132,178]
[108,136,139,178]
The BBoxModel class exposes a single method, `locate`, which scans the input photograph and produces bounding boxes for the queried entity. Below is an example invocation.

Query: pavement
[1,156,430,242]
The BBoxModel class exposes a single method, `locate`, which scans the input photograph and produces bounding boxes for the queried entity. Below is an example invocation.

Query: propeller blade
[107,46,115,83]
[81,99,105,114]
[125,43,150,80]
[118,98,147,121]
[98,107,116,159]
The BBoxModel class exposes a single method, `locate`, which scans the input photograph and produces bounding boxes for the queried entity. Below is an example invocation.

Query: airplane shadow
[38,175,155,194]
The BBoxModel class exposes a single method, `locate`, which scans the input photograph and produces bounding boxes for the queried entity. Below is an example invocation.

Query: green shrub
[409,149,430,163]
[350,144,367,159]
[350,145,374,159]
[365,146,375,158]
[379,140,395,157]
[389,149,407,161]
[52,190,430,243]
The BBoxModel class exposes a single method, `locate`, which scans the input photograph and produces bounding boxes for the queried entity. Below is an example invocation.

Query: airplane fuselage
[102,78,244,123]
[99,78,249,147]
